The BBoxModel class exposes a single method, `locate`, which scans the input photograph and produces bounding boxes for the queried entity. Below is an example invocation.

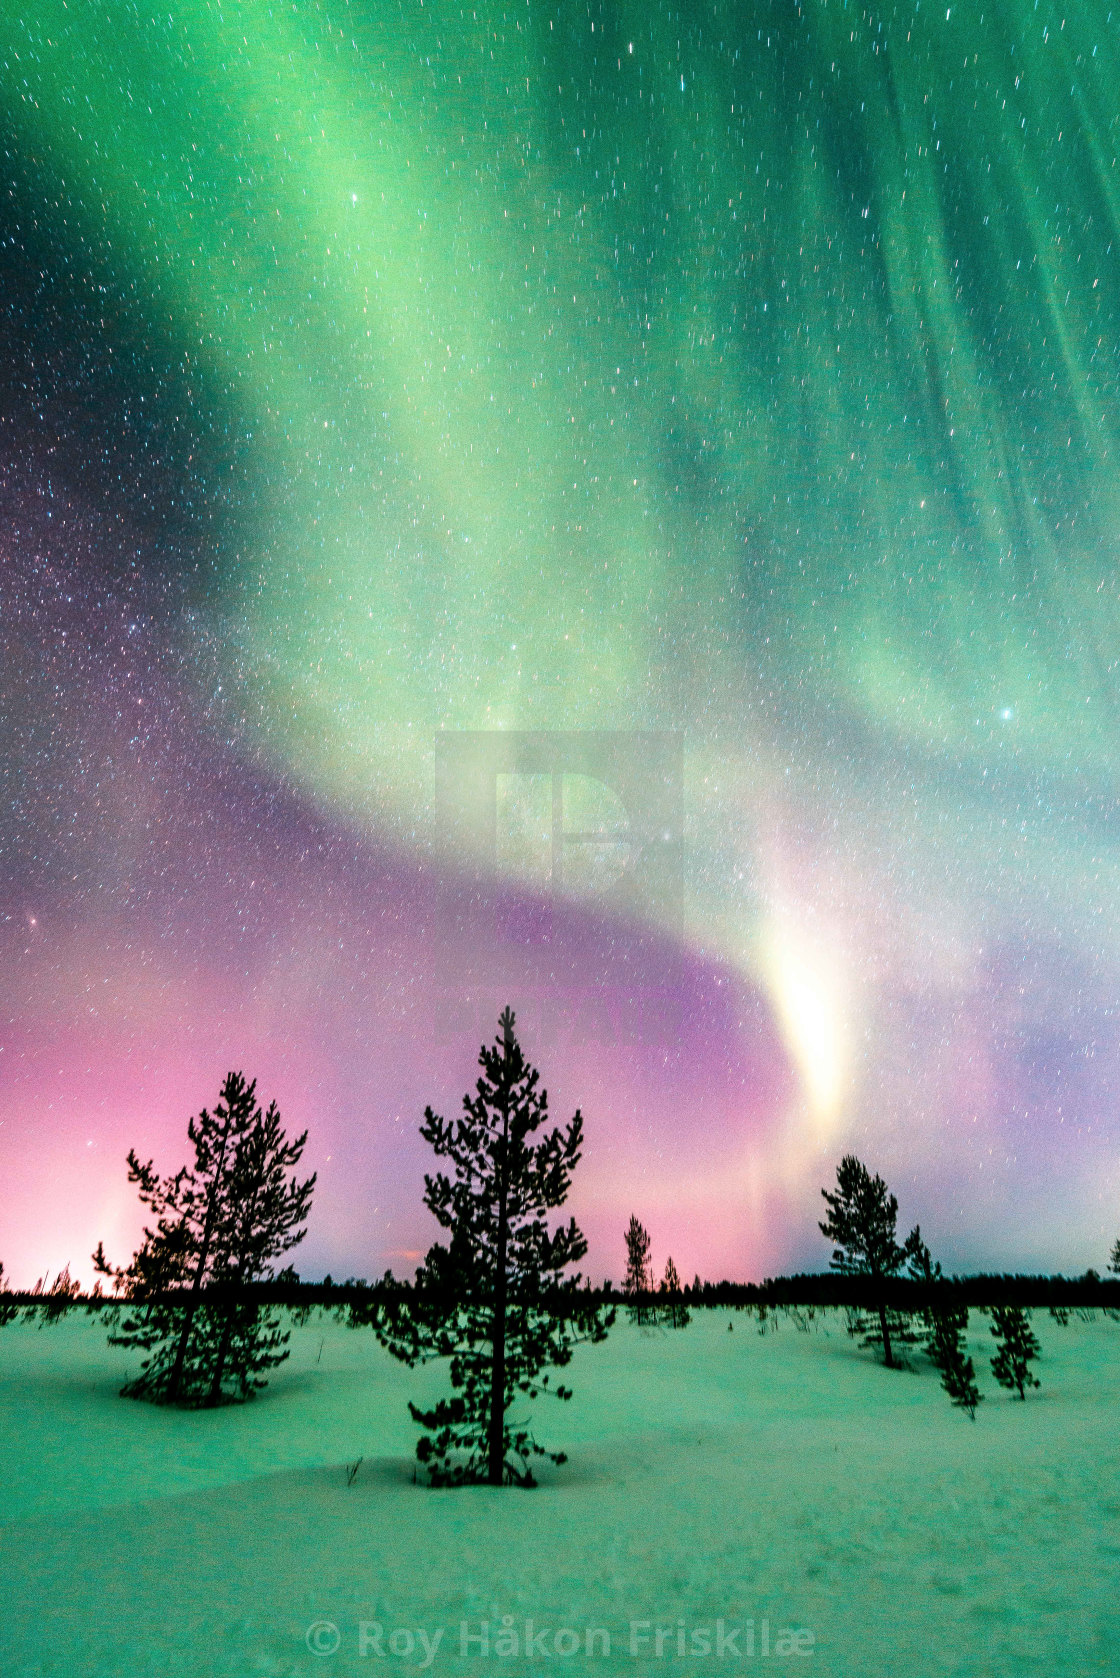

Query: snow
[1,1307,1118,1675]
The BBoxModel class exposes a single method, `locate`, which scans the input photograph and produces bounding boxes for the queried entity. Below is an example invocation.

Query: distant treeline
[687,1272,1120,1309]
[12,1271,1120,1312]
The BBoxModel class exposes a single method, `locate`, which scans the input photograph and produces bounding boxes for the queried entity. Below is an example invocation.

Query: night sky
[4,0,1120,1288]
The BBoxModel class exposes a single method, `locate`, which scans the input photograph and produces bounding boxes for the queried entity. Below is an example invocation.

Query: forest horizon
[4,0,1120,1290]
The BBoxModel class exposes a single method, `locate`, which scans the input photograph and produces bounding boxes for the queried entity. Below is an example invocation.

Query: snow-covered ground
[1,1306,1117,1676]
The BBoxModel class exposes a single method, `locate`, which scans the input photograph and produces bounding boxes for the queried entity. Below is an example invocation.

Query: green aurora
[8,0,1120,780]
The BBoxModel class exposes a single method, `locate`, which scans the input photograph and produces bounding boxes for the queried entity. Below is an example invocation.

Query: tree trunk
[205,1298,237,1406]
[487,1107,510,1485]
[878,1300,895,1368]
[166,1295,200,1403]
[487,1256,507,1483]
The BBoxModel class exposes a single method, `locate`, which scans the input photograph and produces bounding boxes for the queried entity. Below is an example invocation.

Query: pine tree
[0,1262,17,1327]
[1109,1237,1120,1277]
[820,1155,915,1368]
[901,1227,980,1416]
[989,1305,1041,1399]
[623,1216,654,1326]
[27,1266,82,1325]
[933,1315,983,1419]
[903,1225,940,1286]
[659,1256,690,1329]
[926,1307,983,1417]
[202,1101,316,1405]
[94,1072,314,1406]
[374,1007,613,1486]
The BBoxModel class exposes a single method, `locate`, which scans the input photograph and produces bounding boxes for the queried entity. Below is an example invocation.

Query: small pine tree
[903,1225,941,1286]
[0,1262,16,1327]
[659,1257,690,1329]
[1109,1238,1120,1278]
[374,1007,613,1486]
[901,1228,980,1416]
[95,1072,314,1406]
[820,1156,915,1368]
[989,1305,1040,1399]
[925,1306,983,1418]
[623,1216,654,1326]
[26,1266,81,1326]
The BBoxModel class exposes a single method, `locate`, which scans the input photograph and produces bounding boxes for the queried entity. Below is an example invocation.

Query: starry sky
[4,0,1120,1288]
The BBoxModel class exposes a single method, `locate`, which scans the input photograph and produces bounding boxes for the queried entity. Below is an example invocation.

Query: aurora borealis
[4,0,1120,1286]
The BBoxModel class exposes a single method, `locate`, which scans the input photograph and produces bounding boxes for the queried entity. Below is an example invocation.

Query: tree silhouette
[26,1266,82,1325]
[989,1305,1041,1399]
[901,1226,978,1414]
[927,1306,983,1417]
[659,1256,690,1329]
[820,1155,916,1368]
[373,1007,613,1486]
[94,1072,314,1405]
[623,1216,654,1326]
[0,1262,17,1327]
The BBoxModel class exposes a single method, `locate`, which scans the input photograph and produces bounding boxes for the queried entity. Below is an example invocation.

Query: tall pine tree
[373,1007,613,1486]
[820,1156,917,1368]
[989,1305,1041,1399]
